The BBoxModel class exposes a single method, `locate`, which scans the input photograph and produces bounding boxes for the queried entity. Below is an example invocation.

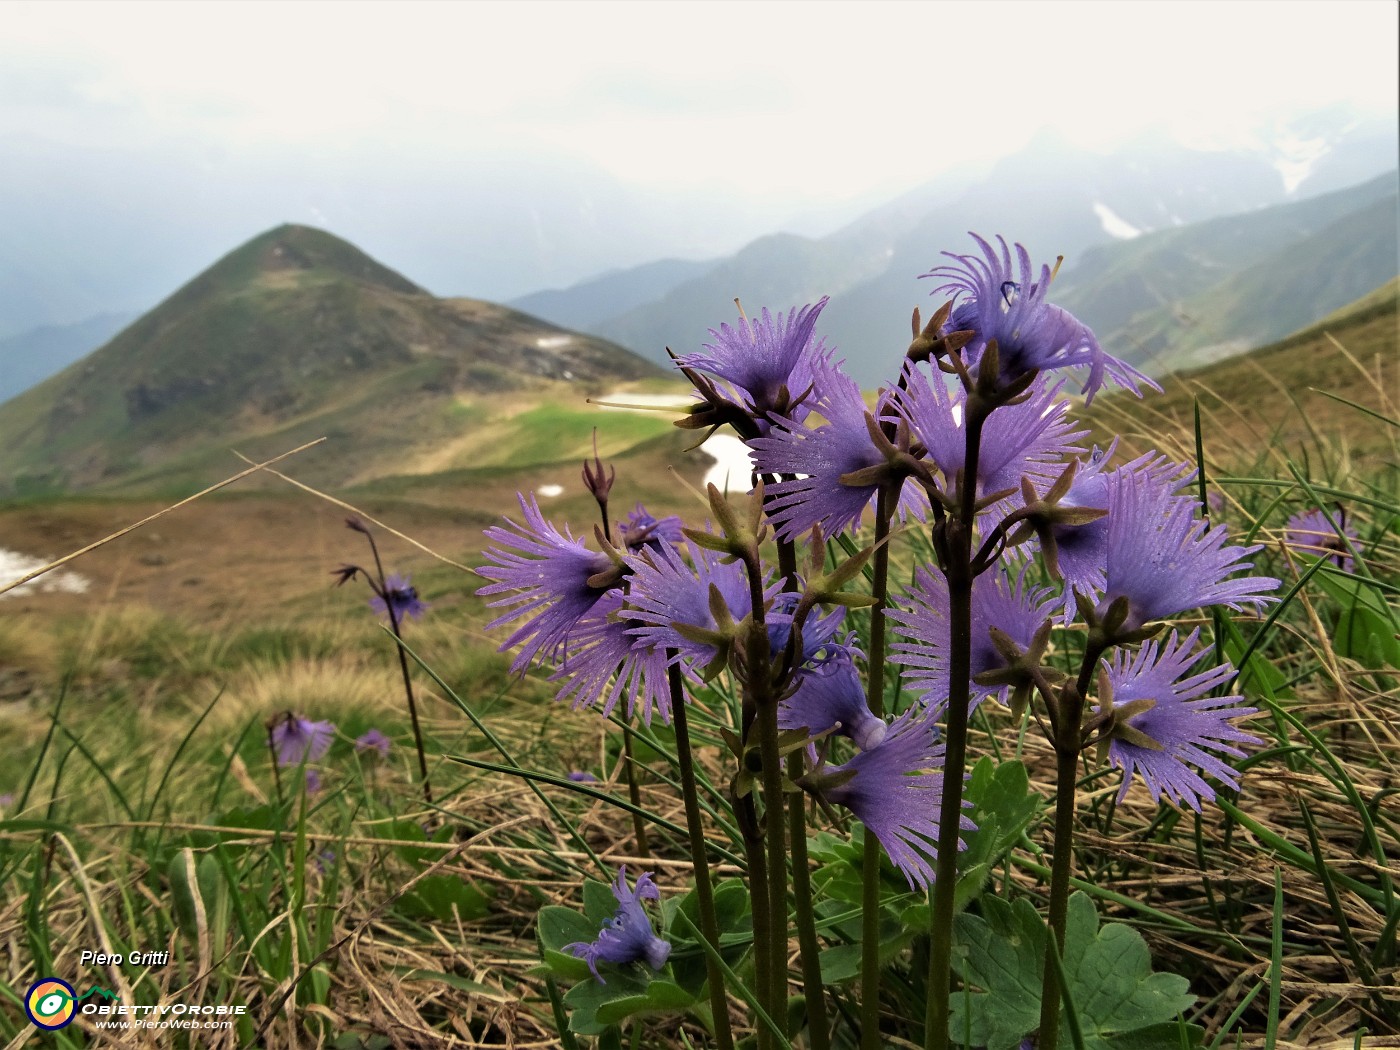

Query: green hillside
[1083,276,1398,460]
[0,225,665,495]
[1054,173,1398,373]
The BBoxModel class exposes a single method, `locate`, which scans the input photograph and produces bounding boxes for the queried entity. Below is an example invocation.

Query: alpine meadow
[1,97,1398,1050]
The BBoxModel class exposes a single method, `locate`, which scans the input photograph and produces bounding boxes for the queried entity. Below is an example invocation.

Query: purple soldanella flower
[751,364,927,540]
[923,233,1156,402]
[766,594,855,670]
[674,299,835,430]
[617,504,684,554]
[888,564,1057,716]
[810,705,971,890]
[549,592,676,725]
[1098,630,1259,811]
[778,655,888,751]
[565,867,671,983]
[477,494,619,674]
[624,537,769,673]
[1098,459,1278,633]
[1284,507,1359,572]
[1027,445,1190,618]
[896,364,1086,518]
[270,715,335,767]
[354,728,391,758]
[370,574,427,622]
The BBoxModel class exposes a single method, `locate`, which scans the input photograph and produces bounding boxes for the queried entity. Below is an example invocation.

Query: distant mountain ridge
[1050,173,1400,372]
[514,126,1397,386]
[0,312,136,406]
[0,224,662,495]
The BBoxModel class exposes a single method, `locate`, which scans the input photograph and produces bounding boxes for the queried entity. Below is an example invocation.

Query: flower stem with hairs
[861,485,894,1050]
[345,519,432,805]
[668,661,734,1050]
[1037,634,1107,1050]
[925,400,988,1050]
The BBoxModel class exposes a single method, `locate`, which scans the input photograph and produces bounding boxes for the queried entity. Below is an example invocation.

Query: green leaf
[594,979,694,1024]
[583,877,618,923]
[395,874,492,923]
[537,906,600,952]
[561,967,656,1035]
[950,892,1196,1050]
[955,758,1045,907]
[664,879,751,997]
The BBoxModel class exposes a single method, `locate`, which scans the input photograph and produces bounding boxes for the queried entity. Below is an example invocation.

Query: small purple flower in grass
[0,793,13,810]
[550,593,676,724]
[674,298,834,429]
[567,770,600,783]
[304,768,322,794]
[923,233,1156,402]
[270,715,335,767]
[617,504,683,554]
[813,705,971,891]
[888,564,1057,716]
[314,849,335,874]
[1099,459,1279,633]
[1285,508,1358,572]
[370,574,427,622]
[355,728,391,758]
[751,364,926,540]
[779,656,887,751]
[1099,630,1260,811]
[565,867,671,983]
[477,493,618,674]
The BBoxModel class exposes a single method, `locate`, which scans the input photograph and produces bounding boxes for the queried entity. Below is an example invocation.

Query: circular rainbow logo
[25,978,77,1030]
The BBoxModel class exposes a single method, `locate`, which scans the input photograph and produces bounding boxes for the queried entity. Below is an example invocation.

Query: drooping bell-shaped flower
[1097,630,1260,811]
[270,715,335,767]
[923,233,1156,402]
[549,592,677,725]
[896,364,1085,518]
[674,298,835,430]
[624,537,766,675]
[887,564,1057,716]
[370,573,428,622]
[1025,445,1190,617]
[1284,507,1359,573]
[778,655,888,751]
[477,494,618,674]
[565,867,671,983]
[1098,459,1278,633]
[354,728,391,758]
[751,364,926,540]
[617,503,684,554]
[810,704,971,890]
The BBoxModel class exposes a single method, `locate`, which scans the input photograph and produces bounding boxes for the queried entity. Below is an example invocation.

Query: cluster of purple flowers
[477,231,1280,926]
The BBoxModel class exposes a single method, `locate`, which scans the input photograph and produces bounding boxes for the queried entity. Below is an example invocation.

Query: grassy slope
[1082,275,1398,463]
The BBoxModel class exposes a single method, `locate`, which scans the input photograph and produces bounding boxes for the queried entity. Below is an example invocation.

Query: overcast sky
[0,0,1396,324]
[6,0,1396,202]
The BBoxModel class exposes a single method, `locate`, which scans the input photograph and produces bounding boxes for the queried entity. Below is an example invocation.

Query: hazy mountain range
[1,105,1393,383]
[509,121,1398,386]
